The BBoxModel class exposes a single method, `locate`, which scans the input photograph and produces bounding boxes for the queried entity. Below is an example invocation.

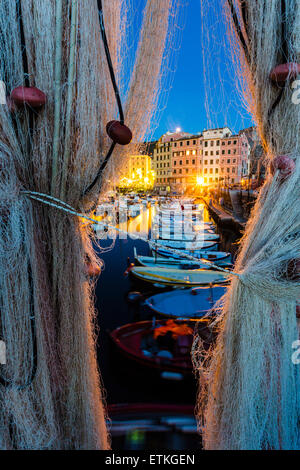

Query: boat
[154,230,220,242]
[131,266,230,287]
[152,246,231,263]
[151,239,219,251]
[145,286,227,318]
[109,319,214,377]
[134,247,212,269]
[108,403,199,450]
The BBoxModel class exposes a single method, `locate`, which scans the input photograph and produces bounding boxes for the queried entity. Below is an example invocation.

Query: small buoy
[85,261,101,277]
[270,63,300,87]
[106,120,132,145]
[11,86,47,108]
[127,291,142,303]
[287,259,300,280]
[270,155,295,180]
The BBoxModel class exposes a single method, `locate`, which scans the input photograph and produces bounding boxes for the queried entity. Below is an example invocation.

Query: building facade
[152,127,251,192]
[152,131,191,192]
[170,135,202,193]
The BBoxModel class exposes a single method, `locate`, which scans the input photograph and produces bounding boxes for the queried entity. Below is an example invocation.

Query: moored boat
[131,266,230,287]
[109,319,214,377]
[152,246,231,264]
[151,239,219,251]
[145,285,227,318]
[134,247,212,270]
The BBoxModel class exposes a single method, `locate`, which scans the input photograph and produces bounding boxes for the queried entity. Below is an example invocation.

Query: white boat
[131,266,230,287]
[145,286,227,318]
[151,239,219,251]
[134,247,213,269]
[154,230,220,242]
[152,246,231,264]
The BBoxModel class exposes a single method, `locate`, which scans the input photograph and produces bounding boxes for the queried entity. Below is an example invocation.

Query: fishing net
[0,0,180,449]
[193,0,300,450]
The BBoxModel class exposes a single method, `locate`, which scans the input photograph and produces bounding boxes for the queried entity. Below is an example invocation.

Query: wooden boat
[152,239,218,251]
[131,266,230,287]
[109,319,214,377]
[152,246,231,264]
[145,286,227,318]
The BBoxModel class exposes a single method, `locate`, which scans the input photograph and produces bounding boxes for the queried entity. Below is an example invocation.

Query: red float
[106,120,132,145]
[85,261,101,277]
[270,63,300,87]
[10,86,47,108]
[270,155,295,180]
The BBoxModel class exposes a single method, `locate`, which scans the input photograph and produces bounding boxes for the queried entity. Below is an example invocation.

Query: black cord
[82,1,126,198]
[268,0,288,123]
[97,0,124,124]
[17,0,30,88]
[227,0,250,64]
[83,141,116,197]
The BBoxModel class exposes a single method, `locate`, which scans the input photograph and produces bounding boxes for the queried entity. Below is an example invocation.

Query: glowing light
[175,127,181,133]
[197,176,204,186]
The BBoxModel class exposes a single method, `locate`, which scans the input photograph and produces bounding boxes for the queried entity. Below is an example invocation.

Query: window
[179,160,182,165]
[216,159,219,164]
[174,142,177,147]
[228,150,231,155]
[204,141,208,147]
[210,160,213,165]
[222,150,225,155]
[204,169,208,174]
[233,159,236,163]
[192,150,196,155]
[227,159,230,164]
[180,142,183,147]
[232,168,235,173]
[174,169,176,174]
[210,168,213,174]
[210,151,213,156]
[187,141,190,146]
[205,151,208,156]
[215,168,219,174]
[179,169,182,174]
[210,141,214,146]
[222,142,225,146]
[216,150,219,155]
[174,161,176,166]
[204,160,208,165]
[216,140,220,146]
[193,140,196,145]
[186,151,190,156]
[186,169,188,173]
[192,159,195,165]
[227,168,230,173]
[186,160,189,165]
[228,141,231,145]
[233,140,237,145]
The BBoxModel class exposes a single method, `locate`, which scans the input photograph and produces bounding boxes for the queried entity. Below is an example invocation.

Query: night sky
[152,0,254,140]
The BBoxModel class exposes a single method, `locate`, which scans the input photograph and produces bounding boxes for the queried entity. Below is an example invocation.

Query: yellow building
[119,154,154,190]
